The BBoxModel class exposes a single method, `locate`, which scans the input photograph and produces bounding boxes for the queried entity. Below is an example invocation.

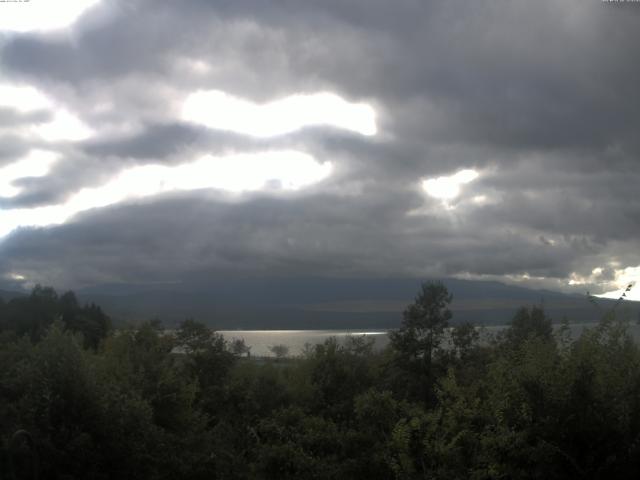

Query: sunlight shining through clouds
[0,84,52,112]
[0,151,331,238]
[0,150,59,198]
[422,169,479,201]
[182,91,377,137]
[0,0,100,32]
[597,266,640,302]
[0,83,93,141]
[33,110,94,141]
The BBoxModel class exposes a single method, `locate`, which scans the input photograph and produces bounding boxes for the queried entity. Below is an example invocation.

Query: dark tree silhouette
[389,281,453,402]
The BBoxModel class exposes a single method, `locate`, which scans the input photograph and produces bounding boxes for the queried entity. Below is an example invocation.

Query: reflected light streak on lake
[218,322,640,357]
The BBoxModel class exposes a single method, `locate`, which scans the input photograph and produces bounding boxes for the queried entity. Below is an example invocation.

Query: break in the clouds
[0,0,100,32]
[182,91,376,137]
[0,0,639,301]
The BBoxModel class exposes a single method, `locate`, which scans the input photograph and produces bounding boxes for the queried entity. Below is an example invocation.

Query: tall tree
[505,305,553,347]
[389,281,453,402]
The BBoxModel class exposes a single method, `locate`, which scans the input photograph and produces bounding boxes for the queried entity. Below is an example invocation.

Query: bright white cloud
[33,110,94,141]
[0,83,93,141]
[422,169,479,201]
[0,0,100,32]
[0,150,59,198]
[182,90,377,137]
[0,84,53,112]
[568,267,604,286]
[0,150,331,238]
[597,265,640,301]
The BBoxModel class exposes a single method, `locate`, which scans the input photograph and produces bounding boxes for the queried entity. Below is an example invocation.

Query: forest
[2,282,640,479]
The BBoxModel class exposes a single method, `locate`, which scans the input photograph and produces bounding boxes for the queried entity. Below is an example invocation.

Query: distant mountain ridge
[0,289,26,302]
[73,277,640,329]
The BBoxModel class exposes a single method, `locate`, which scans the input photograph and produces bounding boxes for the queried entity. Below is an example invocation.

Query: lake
[218,329,390,357]
[219,322,640,357]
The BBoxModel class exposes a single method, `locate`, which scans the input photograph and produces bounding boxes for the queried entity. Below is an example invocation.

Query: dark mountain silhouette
[0,289,27,302]
[74,278,639,329]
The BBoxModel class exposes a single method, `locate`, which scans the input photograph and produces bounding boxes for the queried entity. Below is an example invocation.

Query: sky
[0,0,639,300]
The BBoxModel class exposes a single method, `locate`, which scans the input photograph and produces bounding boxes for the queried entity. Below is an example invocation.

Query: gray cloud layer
[0,0,639,294]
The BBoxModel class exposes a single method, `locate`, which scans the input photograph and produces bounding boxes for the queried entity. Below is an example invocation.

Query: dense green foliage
[2,282,640,479]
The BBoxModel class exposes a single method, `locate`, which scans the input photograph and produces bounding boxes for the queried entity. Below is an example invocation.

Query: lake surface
[219,322,640,357]
[218,329,390,357]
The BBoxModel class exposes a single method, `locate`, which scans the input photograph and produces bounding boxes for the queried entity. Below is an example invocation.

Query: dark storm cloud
[1,0,639,294]
[81,123,321,161]
[0,189,556,287]
[83,123,208,160]
[0,148,115,208]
